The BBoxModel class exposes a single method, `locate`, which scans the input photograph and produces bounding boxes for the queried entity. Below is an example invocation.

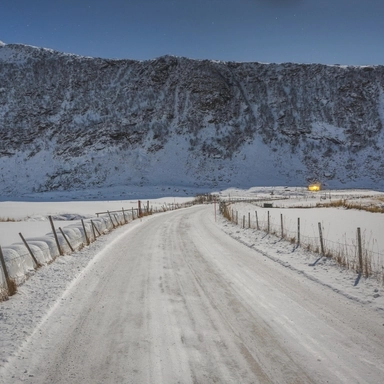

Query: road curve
[2,205,384,383]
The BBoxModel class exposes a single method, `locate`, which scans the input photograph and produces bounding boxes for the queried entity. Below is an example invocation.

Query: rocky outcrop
[0,43,383,196]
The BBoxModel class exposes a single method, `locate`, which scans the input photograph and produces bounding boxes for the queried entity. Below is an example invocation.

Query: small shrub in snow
[0,217,20,222]
[317,199,384,214]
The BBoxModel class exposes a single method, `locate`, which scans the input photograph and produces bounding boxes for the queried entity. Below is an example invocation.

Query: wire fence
[220,202,384,284]
[0,201,193,300]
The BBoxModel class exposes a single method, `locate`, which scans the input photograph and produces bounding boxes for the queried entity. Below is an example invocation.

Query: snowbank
[0,214,123,290]
[225,198,384,280]
[0,196,195,297]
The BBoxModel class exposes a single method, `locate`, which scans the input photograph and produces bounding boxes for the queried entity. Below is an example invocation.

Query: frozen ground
[0,196,192,247]
[0,188,383,383]
[219,186,384,272]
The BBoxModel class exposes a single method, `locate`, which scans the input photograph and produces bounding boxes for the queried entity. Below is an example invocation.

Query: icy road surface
[2,205,384,383]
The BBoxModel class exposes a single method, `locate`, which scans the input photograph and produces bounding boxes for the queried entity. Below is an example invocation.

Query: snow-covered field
[0,193,383,383]
[0,196,193,294]
[1,187,383,294]
[219,187,384,276]
[0,197,192,246]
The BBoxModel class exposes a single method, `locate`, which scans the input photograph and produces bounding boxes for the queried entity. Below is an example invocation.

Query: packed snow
[217,187,384,312]
[219,186,384,276]
[0,196,192,291]
[0,187,383,383]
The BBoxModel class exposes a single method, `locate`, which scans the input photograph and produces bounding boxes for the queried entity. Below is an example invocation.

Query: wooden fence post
[297,218,300,245]
[248,212,250,229]
[0,245,10,291]
[49,216,63,256]
[90,221,96,241]
[267,211,270,233]
[59,227,75,252]
[91,220,96,241]
[114,214,120,226]
[81,219,90,246]
[280,214,284,238]
[122,208,127,223]
[19,233,40,267]
[357,227,363,274]
[242,215,245,229]
[132,207,135,220]
[255,211,259,230]
[138,201,142,217]
[107,211,116,229]
[318,222,325,256]
[236,211,238,225]
[91,220,101,237]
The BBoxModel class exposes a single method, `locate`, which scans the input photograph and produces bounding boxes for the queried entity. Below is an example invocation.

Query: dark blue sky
[1,0,383,65]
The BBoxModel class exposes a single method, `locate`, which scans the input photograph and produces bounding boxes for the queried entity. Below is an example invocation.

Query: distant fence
[220,201,384,284]
[0,200,193,301]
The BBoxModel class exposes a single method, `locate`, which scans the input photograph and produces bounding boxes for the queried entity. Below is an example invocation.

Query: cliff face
[1,43,384,197]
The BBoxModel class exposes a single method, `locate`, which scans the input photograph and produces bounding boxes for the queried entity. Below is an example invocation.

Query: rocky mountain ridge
[1,43,384,197]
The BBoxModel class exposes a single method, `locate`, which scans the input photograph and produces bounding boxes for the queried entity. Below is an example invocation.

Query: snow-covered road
[2,205,384,383]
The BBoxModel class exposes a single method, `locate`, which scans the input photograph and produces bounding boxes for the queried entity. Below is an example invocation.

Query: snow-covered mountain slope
[1,43,384,197]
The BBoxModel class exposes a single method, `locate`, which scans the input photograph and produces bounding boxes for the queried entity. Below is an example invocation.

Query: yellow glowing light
[308,183,321,191]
